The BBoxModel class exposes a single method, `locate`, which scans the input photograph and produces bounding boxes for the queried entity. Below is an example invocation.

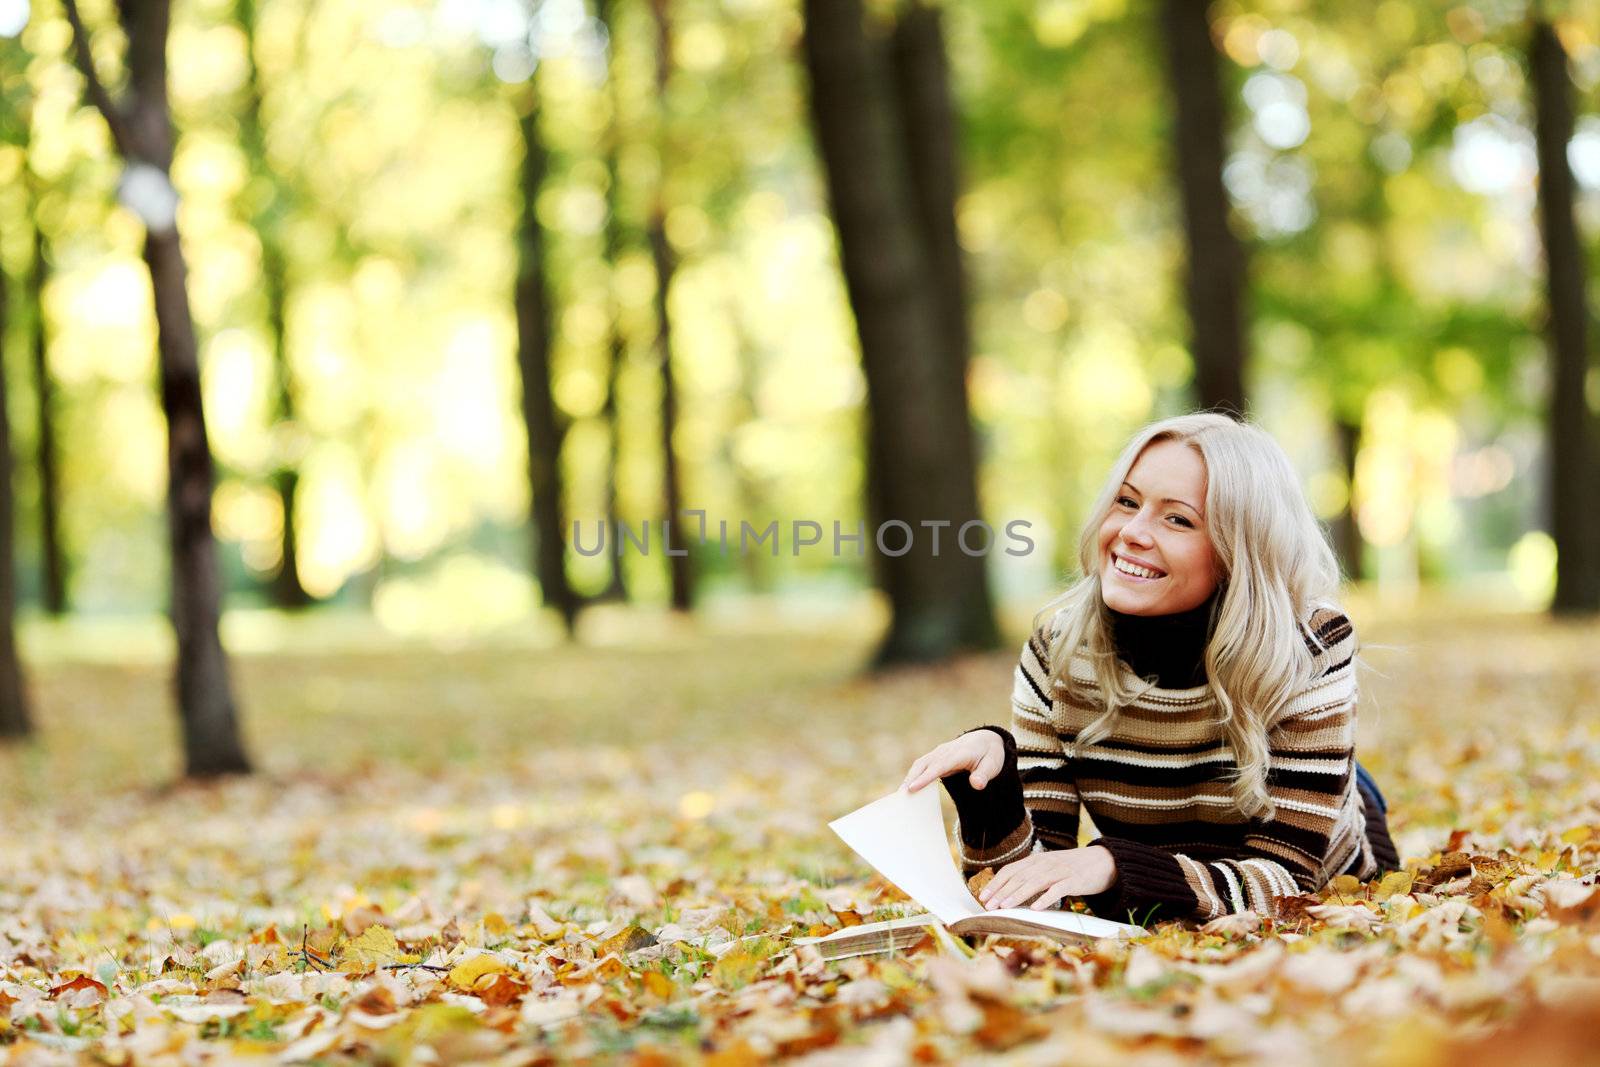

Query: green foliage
[3,0,1596,623]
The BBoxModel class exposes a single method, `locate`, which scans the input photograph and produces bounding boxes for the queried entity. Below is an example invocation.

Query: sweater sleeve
[1085,609,1364,923]
[941,620,1080,875]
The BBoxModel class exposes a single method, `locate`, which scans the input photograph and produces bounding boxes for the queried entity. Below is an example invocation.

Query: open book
[797,784,1143,960]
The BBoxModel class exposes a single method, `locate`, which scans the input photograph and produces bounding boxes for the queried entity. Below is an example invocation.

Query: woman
[902,413,1399,923]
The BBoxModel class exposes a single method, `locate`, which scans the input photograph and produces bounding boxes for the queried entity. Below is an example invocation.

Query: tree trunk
[801,0,998,664]
[238,0,312,609]
[648,218,692,611]
[147,228,251,775]
[64,0,251,775]
[647,0,693,612]
[593,0,630,605]
[1531,18,1600,615]
[886,0,996,650]
[1330,417,1362,582]
[598,331,630,604]
[728,315,773,595]
[888,2,969,380]
[261,237,310,609]
[1159,0,1247,417]
[515,89,579,634]
[29,217,66,616]
[0,265,33,740]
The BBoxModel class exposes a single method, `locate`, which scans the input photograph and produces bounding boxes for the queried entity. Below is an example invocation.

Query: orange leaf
[350,984,397,1016]
[974,1000,1047,1051]
[49,976,108,1002]
[589,955,629,983]
[473,972,529,1008]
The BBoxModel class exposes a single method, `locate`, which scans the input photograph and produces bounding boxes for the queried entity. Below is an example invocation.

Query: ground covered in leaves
[3,599,1600,1065]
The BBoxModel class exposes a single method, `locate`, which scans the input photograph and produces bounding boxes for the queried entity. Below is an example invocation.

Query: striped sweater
[941,605,1399,923]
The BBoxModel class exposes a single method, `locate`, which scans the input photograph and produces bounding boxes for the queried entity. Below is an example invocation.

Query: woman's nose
[1120,510,1157,544]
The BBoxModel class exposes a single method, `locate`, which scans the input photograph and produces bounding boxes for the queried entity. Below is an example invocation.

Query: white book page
[828,785,1143,938]
[978,907,1137,939]
[827,785,982,925]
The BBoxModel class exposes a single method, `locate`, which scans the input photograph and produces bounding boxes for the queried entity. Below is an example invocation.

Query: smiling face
[1097,438,1221,616]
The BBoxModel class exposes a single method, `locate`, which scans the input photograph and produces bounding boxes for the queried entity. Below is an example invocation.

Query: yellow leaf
[483,912,511,937]
[640,970,674,998]
[447,954,512,990]
[1373,870,1414,901]
[712,939,775,990]
[878,961,919,991]
[1326,875,1362,898]
[594,924,656,957]
[1560,826,1592,846]
[343,926,407,970]
[385,1003,482,1045]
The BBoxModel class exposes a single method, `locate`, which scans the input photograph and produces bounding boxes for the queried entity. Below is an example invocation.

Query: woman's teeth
[1114,557,1164,580]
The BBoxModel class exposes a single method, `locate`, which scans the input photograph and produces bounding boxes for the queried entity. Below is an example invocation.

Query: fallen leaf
[1201,911,1262,937]
[640,970,674,998]
[48,976,108,1002]
[1373,870,1416,901]
[473,972,529,1007]
[594,923,657,956]
[447,954,513,990]
[974,1000,1048,1050]
[343,925,410,971]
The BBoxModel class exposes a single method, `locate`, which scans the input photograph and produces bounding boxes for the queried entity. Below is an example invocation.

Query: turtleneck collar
[1105,586,1222,689]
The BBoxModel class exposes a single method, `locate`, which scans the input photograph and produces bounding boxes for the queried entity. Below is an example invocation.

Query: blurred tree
[801,0,998,664]
[62,0,250,775]
[3,33,67,618]
[889,4,968,377]
[647,0,693,612]
[727,308,774,596]
[592,0,632,605]
[27,198,66,615]
[1529,15,1599,614]
[515,80,580,635]
[1159,0,1246,416]
[0,250,33,741]
[236,0,312,609]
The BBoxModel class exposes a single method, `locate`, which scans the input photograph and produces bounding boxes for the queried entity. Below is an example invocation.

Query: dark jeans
[1354,761,1387,815]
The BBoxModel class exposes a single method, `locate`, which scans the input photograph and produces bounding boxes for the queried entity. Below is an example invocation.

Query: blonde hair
[1035,412,1343,819]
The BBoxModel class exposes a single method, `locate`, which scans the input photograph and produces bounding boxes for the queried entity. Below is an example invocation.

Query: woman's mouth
[1111,553,1167,582]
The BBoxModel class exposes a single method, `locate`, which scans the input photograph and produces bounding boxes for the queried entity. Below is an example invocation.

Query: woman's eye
[1169,515,1193,528]
[1116,497,1137,508]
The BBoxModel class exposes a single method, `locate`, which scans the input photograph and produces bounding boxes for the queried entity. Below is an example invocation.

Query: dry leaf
[343,925,409,970]
[447,954,513,990]
[594,923,657,956]
[48,976,108,1003]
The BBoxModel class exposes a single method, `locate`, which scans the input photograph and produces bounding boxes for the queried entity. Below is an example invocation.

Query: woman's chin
[1101,580,1153,614]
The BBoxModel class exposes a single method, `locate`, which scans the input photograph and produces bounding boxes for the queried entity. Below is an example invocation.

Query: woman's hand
[978,845,1117,910]
[901,731,1006,794]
